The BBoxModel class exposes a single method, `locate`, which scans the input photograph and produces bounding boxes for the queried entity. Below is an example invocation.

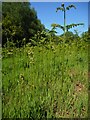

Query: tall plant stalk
[51,3,84,37]
[63,4,66,34]
[51,3,84,94]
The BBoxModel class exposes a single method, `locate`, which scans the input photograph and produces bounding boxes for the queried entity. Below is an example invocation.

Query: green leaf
[56,7,64,12]
[51,23,64,31]
[66,23,84,31]
[66,4,76,10]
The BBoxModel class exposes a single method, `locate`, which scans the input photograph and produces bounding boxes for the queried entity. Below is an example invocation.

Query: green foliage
[4,40,15,48]
[2,2,89,118]
[60,31,80,43]
[51,23,64,31]
[51,23,84,34]
[81,31,89,42]
[2,40,88,118]
[66,23,84,31]
[29,30,49,46]
[56,3,76,12]
[29,29,59,46]
[52,3,84,37]
[2,2,45,47]
[56,7,64,12]
[66,4,76,10]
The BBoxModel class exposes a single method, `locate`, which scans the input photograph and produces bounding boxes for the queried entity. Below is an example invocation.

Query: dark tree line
[2,2,45,47]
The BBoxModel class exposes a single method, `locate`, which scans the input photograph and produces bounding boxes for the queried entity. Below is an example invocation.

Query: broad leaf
[56,7,64,12]
[66,4,76,10]
[51,23,64,31]
[66,23,84,31]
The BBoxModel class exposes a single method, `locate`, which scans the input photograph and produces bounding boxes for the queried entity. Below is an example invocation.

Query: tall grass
[2,41,88,118]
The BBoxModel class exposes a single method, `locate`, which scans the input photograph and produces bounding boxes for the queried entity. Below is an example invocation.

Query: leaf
[49,30,57,34]
[66,4,76,10]
[56,7,64,12]
[51,23,64,31]
[66,23,84,30]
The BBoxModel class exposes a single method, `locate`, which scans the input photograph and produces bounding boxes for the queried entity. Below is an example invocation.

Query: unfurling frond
[66,4,76,10]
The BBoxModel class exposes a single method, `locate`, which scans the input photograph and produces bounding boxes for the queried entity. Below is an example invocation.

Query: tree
[2,2,45,47]
[51,3,84,35]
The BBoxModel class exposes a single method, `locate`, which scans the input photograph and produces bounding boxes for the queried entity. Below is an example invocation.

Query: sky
[30,2,88,35]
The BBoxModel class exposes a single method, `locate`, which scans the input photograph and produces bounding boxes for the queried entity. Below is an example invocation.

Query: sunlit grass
[2,42,88,118]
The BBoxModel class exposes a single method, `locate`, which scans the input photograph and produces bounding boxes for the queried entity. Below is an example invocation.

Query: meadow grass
[2,42,88,118]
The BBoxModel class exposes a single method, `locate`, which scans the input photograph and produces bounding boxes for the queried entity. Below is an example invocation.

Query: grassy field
[2,42,88,118]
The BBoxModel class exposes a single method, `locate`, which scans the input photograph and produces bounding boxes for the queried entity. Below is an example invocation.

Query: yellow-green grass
[2,42,88,118]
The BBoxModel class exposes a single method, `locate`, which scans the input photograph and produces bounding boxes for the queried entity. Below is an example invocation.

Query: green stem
[63,7,66,44]
[64,8,66,35]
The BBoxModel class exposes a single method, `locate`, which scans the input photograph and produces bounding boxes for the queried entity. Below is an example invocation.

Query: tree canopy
[2,2,45,47]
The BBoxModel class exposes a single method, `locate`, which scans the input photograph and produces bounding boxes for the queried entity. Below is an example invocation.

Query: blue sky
[30,2,88,35]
